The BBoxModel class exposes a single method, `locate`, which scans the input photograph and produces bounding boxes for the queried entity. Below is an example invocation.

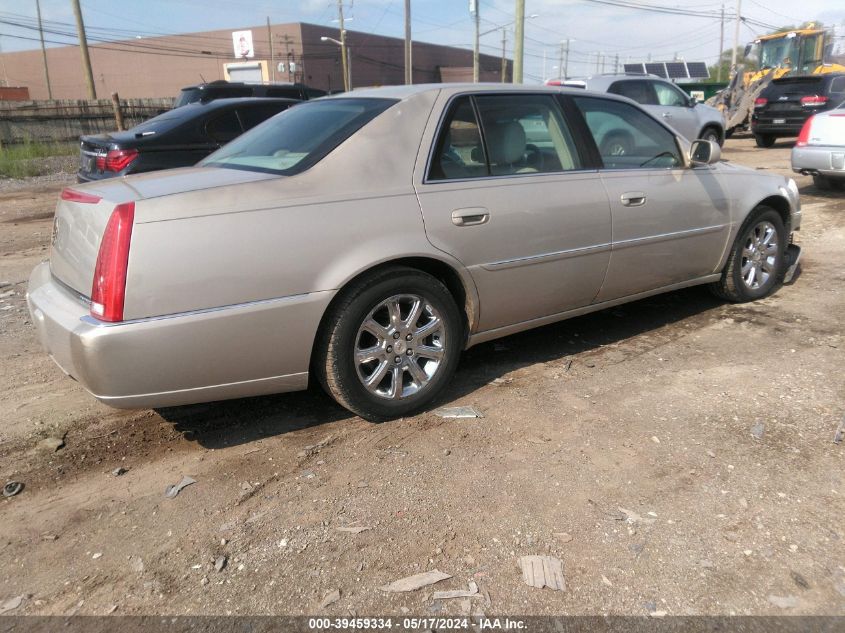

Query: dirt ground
[1,136,843,618]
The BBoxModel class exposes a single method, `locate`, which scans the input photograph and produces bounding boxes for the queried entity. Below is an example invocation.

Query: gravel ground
[0,136,843,618]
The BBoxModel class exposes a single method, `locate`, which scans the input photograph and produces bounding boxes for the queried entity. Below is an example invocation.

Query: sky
[1,0,844,83]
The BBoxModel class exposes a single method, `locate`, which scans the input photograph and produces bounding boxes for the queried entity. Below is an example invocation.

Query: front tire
[709,207,785,302]
[314,267,463,421]
[700,126,723,146]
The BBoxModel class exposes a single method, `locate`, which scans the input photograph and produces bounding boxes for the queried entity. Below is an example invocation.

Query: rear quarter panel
[122,90,452,320]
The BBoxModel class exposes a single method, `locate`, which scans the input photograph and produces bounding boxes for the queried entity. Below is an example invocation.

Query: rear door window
[428,97,487,180]
[428,94,583,180]
[205,110,244,143]
[608,80,656,105]
[573,96,682,169]
[237,103,290,130]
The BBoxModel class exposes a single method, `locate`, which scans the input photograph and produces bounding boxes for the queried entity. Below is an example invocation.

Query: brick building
[1,22,510,100]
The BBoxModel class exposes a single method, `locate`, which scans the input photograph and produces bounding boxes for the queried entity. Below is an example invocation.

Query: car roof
[325,82,623,101]
[176,97,300,111]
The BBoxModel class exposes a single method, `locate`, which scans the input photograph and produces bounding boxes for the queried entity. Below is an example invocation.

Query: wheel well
[699,124,724,144]
[312,258,473,363]
[757,195,792,232]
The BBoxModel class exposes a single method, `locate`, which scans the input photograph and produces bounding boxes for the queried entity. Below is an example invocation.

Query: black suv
[751,73,845,147]
[174,80,326,108]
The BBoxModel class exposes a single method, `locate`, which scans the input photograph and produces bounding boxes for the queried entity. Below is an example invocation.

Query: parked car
[791,104,845,190]
[173,80,327,108]
[77,97,298,181]
[555,73,725,147]
[29,84,801,421]
[751,73,845,148]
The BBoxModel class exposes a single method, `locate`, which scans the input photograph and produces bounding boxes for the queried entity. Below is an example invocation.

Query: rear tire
[709,206,785,303]
[754,134,776,148]
[313,267,463,421]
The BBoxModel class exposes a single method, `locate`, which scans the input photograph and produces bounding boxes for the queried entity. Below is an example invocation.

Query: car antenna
[199,73,207,83]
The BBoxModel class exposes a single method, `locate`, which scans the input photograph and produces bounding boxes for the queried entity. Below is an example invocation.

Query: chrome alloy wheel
[741,220,779,290]
[354,294,446,400]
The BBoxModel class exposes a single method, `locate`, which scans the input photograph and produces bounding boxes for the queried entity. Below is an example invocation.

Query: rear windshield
[128,108,196,136]
[765,76,826,96]
[201,98,396,175]
[174,88,201,108]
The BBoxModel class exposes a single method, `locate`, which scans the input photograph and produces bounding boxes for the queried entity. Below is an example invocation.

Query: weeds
[0,141,76,179]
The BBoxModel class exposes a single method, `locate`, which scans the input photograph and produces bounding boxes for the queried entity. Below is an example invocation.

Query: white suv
[557,74,725,149]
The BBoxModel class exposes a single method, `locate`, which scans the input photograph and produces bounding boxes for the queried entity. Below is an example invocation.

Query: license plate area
[773,118,786,125]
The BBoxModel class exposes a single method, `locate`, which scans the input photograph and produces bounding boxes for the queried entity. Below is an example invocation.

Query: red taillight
[796,116,814,147]
[90,202,135,322]
[61,188,101,204]
[754,97,768,108]
[100,149,138,172]
[800,95,828,107]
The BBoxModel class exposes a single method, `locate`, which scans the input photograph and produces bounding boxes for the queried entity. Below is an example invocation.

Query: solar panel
[686,62,710,79]
[666,62,688,79]
[623,63,646,74]
[645,62,668,78]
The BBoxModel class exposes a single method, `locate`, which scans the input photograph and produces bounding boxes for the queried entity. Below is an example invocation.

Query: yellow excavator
[710,24,845,135]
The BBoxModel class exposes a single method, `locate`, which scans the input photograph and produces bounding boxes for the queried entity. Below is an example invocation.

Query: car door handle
[451,207,490,226]
[620,192,647,207]
[662,112,673,118]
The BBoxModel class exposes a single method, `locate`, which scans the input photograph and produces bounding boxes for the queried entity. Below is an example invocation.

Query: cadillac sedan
[791,105,845,191]
[28,84,802,421]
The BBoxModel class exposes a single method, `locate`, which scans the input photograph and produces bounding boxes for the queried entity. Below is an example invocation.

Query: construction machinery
[710,24,845,135]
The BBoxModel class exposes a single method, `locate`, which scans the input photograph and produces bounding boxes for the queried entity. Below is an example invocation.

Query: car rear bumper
[791,145,845,179]
[26,262,331,408]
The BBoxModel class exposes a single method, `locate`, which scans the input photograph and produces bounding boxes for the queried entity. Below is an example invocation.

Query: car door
[414,93,612,333]
[646,80,700,140]
[570,95,731,302]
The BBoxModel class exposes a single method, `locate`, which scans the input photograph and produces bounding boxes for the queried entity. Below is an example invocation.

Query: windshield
[758,37,799,69]
[201,98,396,175]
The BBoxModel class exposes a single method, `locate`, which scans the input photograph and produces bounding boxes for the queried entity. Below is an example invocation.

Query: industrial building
[1,21,510,100]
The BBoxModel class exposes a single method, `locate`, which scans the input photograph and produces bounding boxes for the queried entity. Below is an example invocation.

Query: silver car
[28,84,801,421]
[791,105,845,191]
[560,74,726,149]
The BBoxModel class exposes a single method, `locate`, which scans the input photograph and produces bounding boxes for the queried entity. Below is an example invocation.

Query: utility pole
[563,39,571,78]
[730,0,741,73]
[717,4,725,81]
[614,53,619,73]
[36,0,53,99]
[71,0,96,99]
[337,0,350,91]
[501,28,507,82]
[404,0,412,84]
[472,0,480,82]
[513,0,525,83]
[558,41,564,81]
[267,17,275,82]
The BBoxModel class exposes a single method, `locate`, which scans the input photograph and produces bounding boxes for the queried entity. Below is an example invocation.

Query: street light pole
[513,0,524,83]
[337,0,350,91]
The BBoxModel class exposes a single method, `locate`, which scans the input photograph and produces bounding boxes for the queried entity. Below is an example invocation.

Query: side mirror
[690,139,721,166]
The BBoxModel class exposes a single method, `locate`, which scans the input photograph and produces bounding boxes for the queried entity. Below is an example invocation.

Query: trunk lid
[49,166,278,299]
[808,111,845,146]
